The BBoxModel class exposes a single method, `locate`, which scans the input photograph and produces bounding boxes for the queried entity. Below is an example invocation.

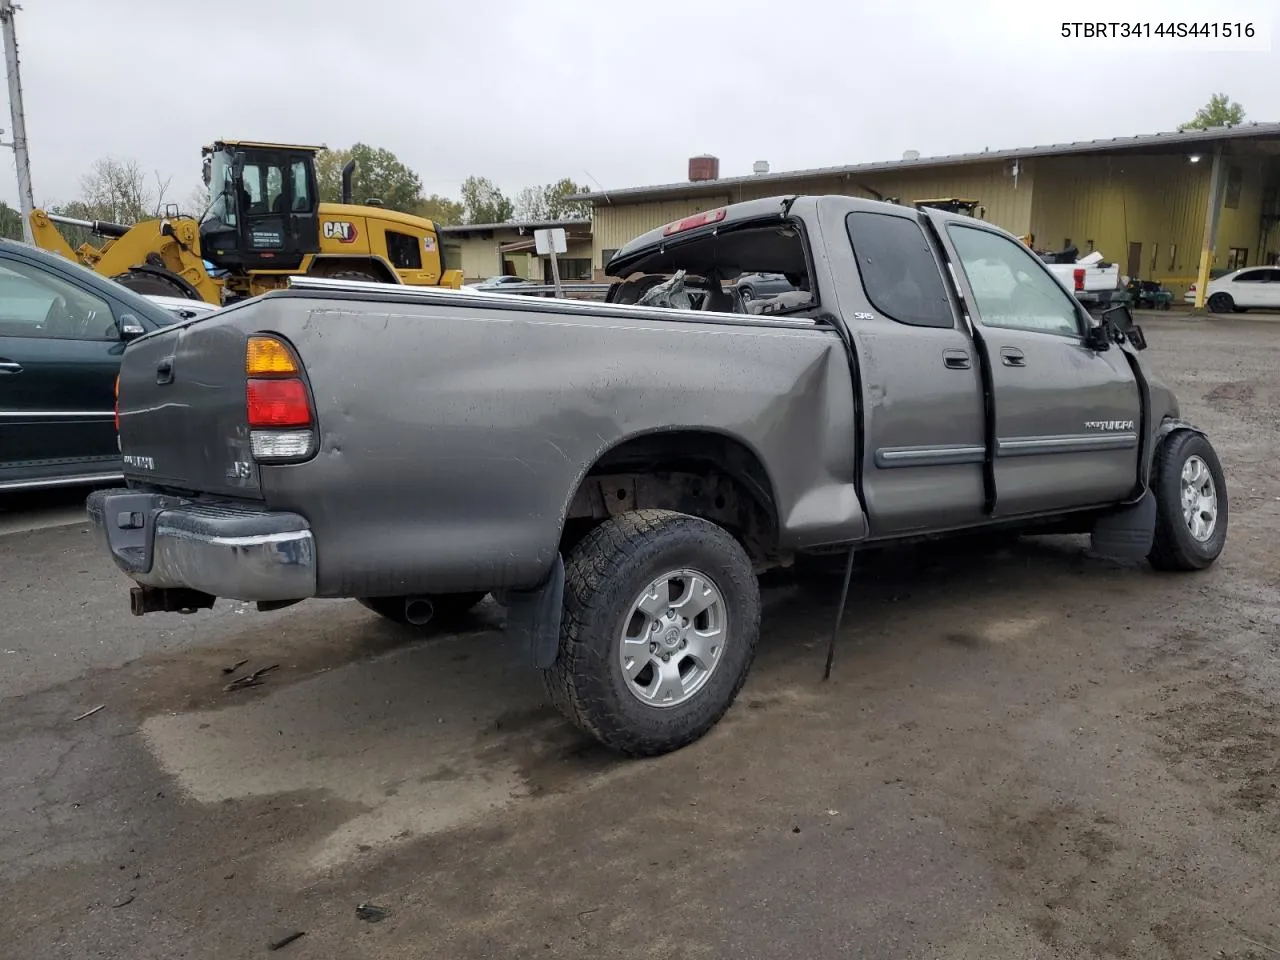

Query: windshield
[201,150,237,228]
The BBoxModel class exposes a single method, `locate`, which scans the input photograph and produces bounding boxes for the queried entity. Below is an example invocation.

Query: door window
[0,260,117,340]
[241,163,286,215]
[386,230,423,270]
[290,160,313,213]
[1233,269,1264,283]
[845,211,954,328]
[948,225,1082,338]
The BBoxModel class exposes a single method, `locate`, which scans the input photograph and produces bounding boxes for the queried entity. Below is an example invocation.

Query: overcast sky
[3,0,1276,211]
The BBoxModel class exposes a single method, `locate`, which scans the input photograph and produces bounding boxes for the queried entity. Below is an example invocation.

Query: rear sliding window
[845,212,953,328]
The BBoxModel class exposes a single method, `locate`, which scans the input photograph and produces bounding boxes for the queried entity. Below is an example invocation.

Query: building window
[554,258,592,281]
[1225,166,1243,209]
[385,231,423,270]
[1086,239,1095,253]
[1227,247,1249,270]
[600,248,619,269]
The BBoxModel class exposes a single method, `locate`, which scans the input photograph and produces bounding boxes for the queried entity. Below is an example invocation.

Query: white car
[1187,266,1280,313]
[144,294,222,322]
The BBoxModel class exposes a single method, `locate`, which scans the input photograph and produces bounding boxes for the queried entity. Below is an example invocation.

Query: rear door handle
[156,359,174,385]
[1000,347,1026,367]
[942,349,971,370]
[0,360,22,374]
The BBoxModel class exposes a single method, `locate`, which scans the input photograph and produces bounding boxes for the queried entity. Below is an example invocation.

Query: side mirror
[118,315,146,341]
[1083,322,1111,352]
[1101,302,1147,351]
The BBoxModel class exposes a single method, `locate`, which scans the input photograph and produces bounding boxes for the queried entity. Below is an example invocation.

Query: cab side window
[0,260,117,340]
[290,160,313,213]
[386,231,423,270]
[948,225,1081,338]
[846,211,954,328]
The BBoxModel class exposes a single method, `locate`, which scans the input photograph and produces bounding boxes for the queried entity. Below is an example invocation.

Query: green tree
[460,176,513,224]
[512,177,591,222]
[0,200,22,241]
[316,143,424,214]
[413,193,465,226]
[1179,93,1246,131]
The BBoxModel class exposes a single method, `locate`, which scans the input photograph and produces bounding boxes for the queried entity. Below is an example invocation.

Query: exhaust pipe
[340,159,357,205]
[403,597,434,626]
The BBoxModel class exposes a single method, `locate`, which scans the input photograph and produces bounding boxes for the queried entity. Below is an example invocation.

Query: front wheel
[543,510,760,756]
[1148,431,1228,571]
[1207,292,1234,313]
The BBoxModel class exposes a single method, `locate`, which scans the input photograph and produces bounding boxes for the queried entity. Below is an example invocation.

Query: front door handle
[943,349,971,370]
[0,360,22,374]
[155,359,174,385]
[1000,347,1026,367]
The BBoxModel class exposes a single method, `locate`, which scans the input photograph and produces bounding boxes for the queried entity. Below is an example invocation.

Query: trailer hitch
[129,586,215,616]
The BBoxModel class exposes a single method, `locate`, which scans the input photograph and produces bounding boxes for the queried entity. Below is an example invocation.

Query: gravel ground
[0,314,1277,960]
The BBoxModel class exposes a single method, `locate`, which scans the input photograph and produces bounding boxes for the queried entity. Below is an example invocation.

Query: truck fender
[495,554,565,669]
[1091,418,1206,562]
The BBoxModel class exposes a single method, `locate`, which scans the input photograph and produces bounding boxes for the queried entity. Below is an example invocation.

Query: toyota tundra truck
[87,195,1229,757]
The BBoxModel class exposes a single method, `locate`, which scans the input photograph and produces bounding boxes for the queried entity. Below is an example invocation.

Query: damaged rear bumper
[86,488,316,605]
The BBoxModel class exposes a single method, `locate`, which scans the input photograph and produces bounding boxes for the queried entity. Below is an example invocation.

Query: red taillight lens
[246,378,312,428]
[1073,268,1085,291]
[662,207,727,236]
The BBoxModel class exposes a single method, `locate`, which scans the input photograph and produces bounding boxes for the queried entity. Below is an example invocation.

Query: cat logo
[322,221,359,243]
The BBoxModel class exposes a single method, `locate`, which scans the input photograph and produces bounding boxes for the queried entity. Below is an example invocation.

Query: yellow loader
[29,140,463,304]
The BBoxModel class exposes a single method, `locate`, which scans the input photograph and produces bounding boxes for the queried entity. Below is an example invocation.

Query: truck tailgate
[117,312,262,499]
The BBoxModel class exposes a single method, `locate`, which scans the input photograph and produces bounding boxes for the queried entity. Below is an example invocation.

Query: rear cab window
[845,211,955,328]
[605,212,818,318]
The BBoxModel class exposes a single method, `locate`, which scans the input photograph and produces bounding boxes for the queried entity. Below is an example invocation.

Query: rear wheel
[543,510,760,756]
[357,591,487,626]
[738,286,754,303]
[1148,431,1228,571]
[1207,292,1234,313]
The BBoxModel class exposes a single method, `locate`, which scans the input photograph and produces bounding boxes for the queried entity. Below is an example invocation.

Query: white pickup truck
[1043,250,1123,310]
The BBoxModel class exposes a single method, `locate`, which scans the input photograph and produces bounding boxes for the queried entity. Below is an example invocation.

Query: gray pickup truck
[88,195,1228,757]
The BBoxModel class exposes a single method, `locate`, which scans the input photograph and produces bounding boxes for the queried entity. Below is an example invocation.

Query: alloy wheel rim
[618,568,727,708]
[1180,454,1218,542]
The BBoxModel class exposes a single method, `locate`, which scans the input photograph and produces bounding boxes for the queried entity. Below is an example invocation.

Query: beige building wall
[1031,153,1274,295]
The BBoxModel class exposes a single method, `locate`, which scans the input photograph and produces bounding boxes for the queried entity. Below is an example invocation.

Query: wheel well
[307,257,397,283]
[562,431,780,563]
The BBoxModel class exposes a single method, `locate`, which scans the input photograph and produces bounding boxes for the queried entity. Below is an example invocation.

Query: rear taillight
[1073,268,1085,292]
[245,334,316,462]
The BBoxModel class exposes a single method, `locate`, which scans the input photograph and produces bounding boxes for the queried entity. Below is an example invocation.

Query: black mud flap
[1090,490,1156,561]
[499,555,565,670]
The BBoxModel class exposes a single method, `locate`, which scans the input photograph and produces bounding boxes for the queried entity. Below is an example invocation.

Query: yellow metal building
[439,218,593,284]
[580,124,1280,301]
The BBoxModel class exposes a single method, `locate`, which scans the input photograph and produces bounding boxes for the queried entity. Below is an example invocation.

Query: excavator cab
[199,140,322,273]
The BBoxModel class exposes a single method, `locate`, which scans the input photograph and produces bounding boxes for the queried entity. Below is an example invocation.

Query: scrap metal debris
[267,931,305,951]
[221,658,249,675]
[72,704,105,721]
[111,894,135,908]
[223,664,279,692]
[356,903,389,923]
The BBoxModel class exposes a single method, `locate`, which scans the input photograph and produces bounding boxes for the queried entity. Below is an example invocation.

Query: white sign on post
[534,227,568,297]
[533,227,567,255]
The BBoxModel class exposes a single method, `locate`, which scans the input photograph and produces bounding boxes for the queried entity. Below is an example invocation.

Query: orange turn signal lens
[246,335,298,376]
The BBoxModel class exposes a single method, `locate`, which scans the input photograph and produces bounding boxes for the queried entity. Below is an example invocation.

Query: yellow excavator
[29,140,463,304]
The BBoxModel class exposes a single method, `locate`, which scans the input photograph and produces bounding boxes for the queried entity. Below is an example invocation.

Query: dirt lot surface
[1,314,1278,960]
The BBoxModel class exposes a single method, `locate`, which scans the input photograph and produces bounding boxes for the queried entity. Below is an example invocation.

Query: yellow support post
[1193,142,1226,310]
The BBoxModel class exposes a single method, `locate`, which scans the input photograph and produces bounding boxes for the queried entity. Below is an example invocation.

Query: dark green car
[0,239,180,492]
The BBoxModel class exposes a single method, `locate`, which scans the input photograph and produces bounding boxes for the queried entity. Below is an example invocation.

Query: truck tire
[1147,431,1228,571]
[357,592,487,626]
[738,285,754,303]
[544,509,760,756]
[328,269,384,284]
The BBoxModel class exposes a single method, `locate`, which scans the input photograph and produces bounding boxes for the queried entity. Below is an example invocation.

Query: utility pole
[0,1,34,244]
